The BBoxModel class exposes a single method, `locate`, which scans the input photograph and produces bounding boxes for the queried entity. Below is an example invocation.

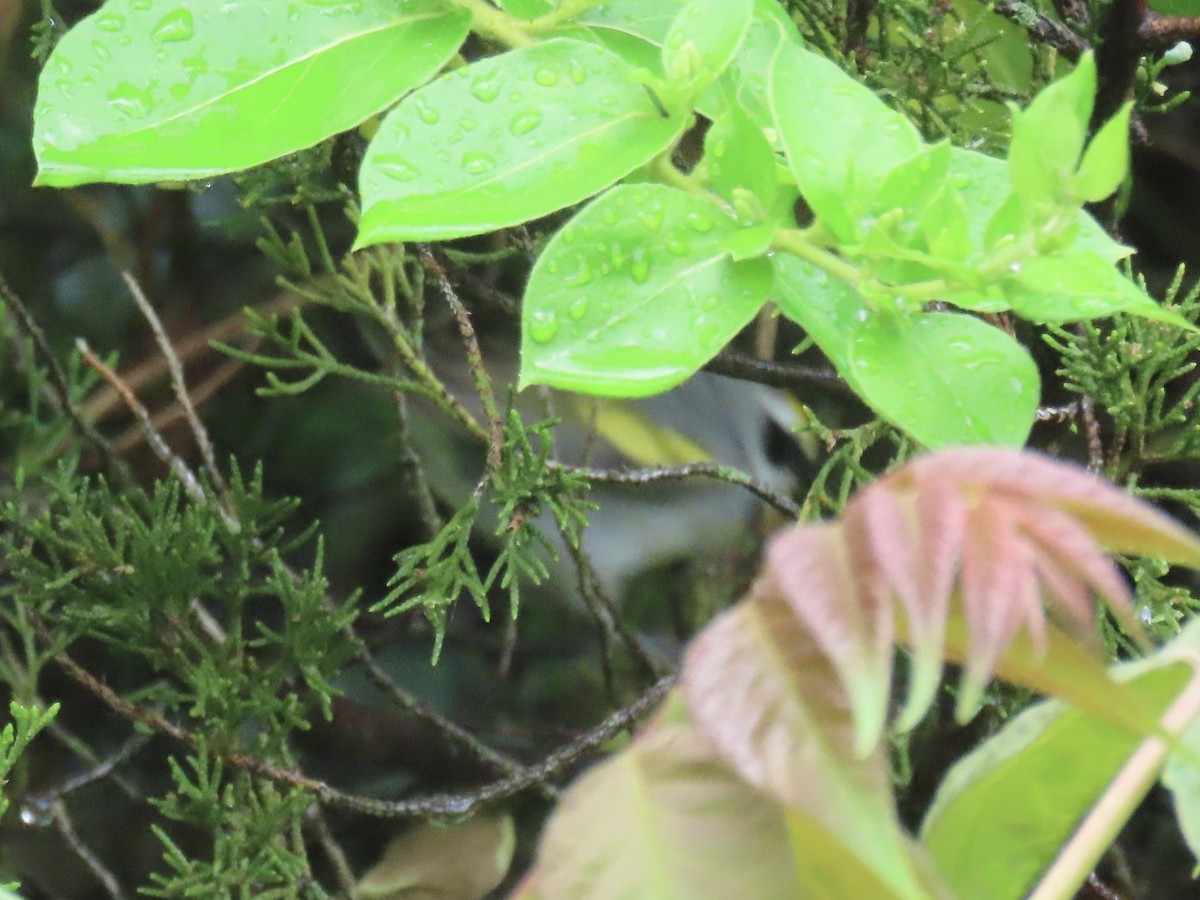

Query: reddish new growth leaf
[700,448,1200,758]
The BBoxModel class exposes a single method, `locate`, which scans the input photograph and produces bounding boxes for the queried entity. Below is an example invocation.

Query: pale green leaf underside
[34,0,468,186]
[519,185,771,396]
[356,39,685,245]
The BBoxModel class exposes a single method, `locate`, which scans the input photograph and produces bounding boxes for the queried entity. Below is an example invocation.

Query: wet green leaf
[356,39,685,245]
[1007,52,1096,206]
[772,253,869,379]
[770,41,922,240]
[848,312,1039,448]
[704,100,778,213]
[661,0,753,89]
[519,185,771,397]
[1074,102,1132,203]
[1006,253,1189,325]
[33,0,468,186]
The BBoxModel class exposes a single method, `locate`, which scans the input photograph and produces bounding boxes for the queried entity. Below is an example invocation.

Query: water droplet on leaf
[630,249,650,284]
[94,13,125,31]
[508,110,542,136]
[528,311,560,343]
[462,152,496,175]
[413,97,440,124]
[568,297,589,319]
[470,73,501,103]
[151,9,194,43]
[534,68,559,87]
[686,211,715,233]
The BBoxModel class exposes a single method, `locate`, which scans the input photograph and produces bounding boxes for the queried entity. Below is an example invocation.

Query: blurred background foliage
[3,0,1200,897]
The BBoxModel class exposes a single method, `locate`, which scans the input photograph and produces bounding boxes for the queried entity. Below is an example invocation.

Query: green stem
[442,0,533,48]
[526,0,606,33]
[770,227,872,294]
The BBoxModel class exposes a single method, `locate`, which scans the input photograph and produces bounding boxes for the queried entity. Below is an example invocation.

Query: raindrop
[545,261,559,274]
[94,13,125,32]
[151,9,194,43]
[528,310,560,344]
[53,79,73,101]
[568,59,586,84]
[630,249,650,284]
[169,82,189,100]
[601,208,618,226]
[685,211,715,233]
[561,226,577,244]
[665,235,689,256]
[108,83,151,118]
[462,151,496,175]
[91,40,112,62]
[131,0,151,9]
[638,208,663,231]
[709,138,727,158]
[378,157,418,181]
[19,801,51,827]
[508,110,542,136]
[534,68,560,87]
[702,296,719,311]
[470,73,501,103]
[565,261,593,287]
[609,244,628,271]
[568,297,589,320]
[413,97,440,125]
[459,114,477,132]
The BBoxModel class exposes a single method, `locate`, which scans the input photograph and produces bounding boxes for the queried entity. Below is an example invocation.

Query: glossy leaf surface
[519,185,772,396]
[661,0,753,88]
[356,39,685,245]
[770,40,922,239]
[34,0,468,185]
[771,253,869,379]
[923,660,1196,899]
[847,312,1039,448]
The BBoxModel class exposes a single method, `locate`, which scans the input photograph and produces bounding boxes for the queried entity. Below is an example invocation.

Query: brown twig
[1138,11,1200,52]
[49,798,127,900]
[50,638,671,820]
[988,1,1087,59]
[704,349,852,395]
[418,245,504,469]
[76,339,207,503]
[122,271,226,495]
[556,461,802,519]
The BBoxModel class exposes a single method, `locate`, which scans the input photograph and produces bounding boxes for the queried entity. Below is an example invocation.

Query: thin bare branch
[122,271,226,494]
[557,461,802,519]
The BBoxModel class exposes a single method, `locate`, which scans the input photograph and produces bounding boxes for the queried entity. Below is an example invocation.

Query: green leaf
[519,185,772,396]
[661,0,754,90]
[1149,0,1200,13]
[923,659,1196,900]
[33,0,469,186]
[356,39,686,246]
[872,142,952,217]
[497,0,553,17]
[948,146,1131,265]
[703,101,779,213]
[772,253,870,379]
[514,695,809,900]
[1074,102,1133,203]
[847,312,1039,448]
[770,41,923,241]
[1006,253,1189,325]
[1007,52,1096,206]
